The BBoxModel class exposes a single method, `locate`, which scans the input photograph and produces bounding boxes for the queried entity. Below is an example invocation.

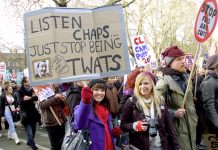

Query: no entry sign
[194,0,218,42]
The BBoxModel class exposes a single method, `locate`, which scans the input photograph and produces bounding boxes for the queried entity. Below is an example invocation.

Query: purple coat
[73,101,115,150]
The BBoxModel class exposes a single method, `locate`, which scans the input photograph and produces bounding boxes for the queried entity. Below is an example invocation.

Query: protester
[0,88,3,138]
[120,68,142,113]
[38,84,66,150]
[156,45,197,150]
[200,54,218,136]
[19,77,39,150]
[121,72,179,150]
[153,66,164,80]
[73,79,121,150]
[193,65,206,149]
[0,85,20,144]
[104,77,120,118]
[66,81,84,115]
[11,80,21,122]
[1,81,10,130]
[114,76,124,98]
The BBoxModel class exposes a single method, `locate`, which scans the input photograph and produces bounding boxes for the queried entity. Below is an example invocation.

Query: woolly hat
[206,54,218,70]
[88,79,107,89]
[162,46,185,66]
[144,71,156,85]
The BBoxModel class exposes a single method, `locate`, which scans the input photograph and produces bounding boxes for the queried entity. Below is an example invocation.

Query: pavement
[0,122,50,150]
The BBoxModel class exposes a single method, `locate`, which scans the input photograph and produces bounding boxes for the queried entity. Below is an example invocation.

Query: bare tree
[1,0,215,62]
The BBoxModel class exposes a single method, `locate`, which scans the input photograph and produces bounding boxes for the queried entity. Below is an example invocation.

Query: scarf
[163,67,184,77]
[144,102,162,149]
[163,67,187,93]
[95,103,113,150]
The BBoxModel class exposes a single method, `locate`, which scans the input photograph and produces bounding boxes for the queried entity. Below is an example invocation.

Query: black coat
[121,96,180,150]
[201,72,218,131]
[18,85,39,125]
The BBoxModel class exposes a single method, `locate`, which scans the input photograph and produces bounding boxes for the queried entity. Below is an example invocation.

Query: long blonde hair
[134,72,163,118]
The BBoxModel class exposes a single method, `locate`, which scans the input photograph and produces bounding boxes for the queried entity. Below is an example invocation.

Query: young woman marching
[0,85,20,144]
[121,72,180,150]
[73,79,121,150]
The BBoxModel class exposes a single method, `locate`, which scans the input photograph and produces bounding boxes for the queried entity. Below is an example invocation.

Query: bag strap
[162,77,172,107]
[165,85,172,107]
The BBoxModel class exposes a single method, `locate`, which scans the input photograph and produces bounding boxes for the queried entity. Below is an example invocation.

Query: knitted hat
[162,46,185,66]
[144,71,156,85]
[88,79,107,89]
[206,55,218,70]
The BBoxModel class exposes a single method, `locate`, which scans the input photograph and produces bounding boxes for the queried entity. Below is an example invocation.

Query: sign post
[182,0,218,108]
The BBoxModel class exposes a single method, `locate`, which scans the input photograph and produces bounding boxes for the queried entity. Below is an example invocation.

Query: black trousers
[46,124,65,150]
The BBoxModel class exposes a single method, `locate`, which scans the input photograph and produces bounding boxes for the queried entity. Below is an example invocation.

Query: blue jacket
[73,101,115,150]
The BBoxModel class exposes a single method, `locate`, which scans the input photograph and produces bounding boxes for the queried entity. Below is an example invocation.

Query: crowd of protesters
[0,45,218,150]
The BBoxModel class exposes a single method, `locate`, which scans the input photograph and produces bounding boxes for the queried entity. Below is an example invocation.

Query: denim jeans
[24,122,37,150]
[4,106,16,135]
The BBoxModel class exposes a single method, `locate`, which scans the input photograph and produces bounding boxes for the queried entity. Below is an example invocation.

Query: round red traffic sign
[194,0,218,43]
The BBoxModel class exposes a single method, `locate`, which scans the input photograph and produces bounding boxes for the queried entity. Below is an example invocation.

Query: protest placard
[24,5,130,86]
[33,84,55,101]
[203,134,218,149]
[0,62,6,82]
[131,35,149,67]
[185,53,194,67]
[194,0,218,42]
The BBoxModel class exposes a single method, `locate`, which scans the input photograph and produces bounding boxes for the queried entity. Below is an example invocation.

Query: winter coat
[156,75,197,150]
[121,96,180,150]
[200,72,218,131]
[18,85,39,125]
[193,74,205,116]
[73,101,115,150]
[39,96,66,127]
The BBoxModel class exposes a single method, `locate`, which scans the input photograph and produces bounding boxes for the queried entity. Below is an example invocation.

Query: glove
[112,127,122,137]
[133,120,146,132]
[81,87,93,104]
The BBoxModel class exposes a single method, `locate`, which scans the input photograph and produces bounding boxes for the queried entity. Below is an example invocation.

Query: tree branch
[52,0,59,6]
[107,0,122,5]
[123,0,136,8]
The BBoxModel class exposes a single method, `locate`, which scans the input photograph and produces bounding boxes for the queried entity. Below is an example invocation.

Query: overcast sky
[0,3,24,48]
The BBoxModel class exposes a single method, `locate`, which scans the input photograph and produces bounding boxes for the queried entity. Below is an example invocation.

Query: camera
[147,118,158,137]
[141,114,158,137]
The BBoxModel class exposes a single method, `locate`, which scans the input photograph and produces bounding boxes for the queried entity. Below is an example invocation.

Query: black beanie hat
[88,79,107,89]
